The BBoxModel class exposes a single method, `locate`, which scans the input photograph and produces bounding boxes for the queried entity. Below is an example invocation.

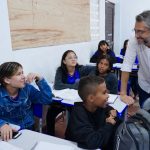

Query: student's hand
[106,116,116,125]
[0,124,14,141]
[75,79,80,83]
[109,109,117,118]
[26,73,42,83]
[120,94,135,105]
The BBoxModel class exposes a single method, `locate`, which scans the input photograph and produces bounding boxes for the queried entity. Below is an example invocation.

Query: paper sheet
[0,141,23,150]
[52,89,81,102]
[34,141,75,150]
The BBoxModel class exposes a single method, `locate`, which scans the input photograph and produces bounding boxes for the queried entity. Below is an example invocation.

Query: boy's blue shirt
[0,78,52,129]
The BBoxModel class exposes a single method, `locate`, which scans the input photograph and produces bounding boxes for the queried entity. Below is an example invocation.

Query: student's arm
[25,74,53,104]
[54,67,78,90]
[109,50,117,63]
[90,51,99,63]
[80,65,95,76]
[0,119,8,128]
[66,106,114,149]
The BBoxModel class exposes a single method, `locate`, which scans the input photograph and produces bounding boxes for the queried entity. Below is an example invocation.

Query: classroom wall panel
[7,0,90,50]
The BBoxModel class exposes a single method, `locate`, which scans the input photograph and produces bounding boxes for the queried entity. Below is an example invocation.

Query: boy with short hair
[65,76,121,150]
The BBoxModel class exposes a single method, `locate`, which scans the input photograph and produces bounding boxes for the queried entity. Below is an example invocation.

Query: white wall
[114,0,150,54]
[0,0,118,82]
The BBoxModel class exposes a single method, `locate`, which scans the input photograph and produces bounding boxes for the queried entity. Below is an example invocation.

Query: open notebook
[108,94,118,104]
[33,141,75,150]
[52,89,82,105]
[109,96,127,113]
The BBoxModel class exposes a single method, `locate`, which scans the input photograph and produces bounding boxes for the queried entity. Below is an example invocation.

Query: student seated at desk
[0,62,53,141]
[65,76,121,150]
[46,50,94,136]
[119,39,129,63]
[90,40,116,64]
[90,55,118,94]
[120,39,139,64]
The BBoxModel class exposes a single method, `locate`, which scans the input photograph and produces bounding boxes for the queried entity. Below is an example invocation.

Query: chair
[33,104,43,133]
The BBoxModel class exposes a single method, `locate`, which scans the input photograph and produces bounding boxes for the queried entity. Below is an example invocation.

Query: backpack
[114,109,150,150]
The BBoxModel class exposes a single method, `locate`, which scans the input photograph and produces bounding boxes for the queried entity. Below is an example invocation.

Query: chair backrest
[143,98,150,112]
[33,104,43,118]
[33,104,43,132]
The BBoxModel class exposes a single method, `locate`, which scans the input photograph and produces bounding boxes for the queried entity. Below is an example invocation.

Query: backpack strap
[136,109,150,123]
[143,98,150,111]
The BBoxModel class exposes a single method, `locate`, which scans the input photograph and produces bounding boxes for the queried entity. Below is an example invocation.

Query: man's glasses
[133,28,150,35]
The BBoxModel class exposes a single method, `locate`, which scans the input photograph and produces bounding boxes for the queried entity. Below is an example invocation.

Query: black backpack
[114,109,150,150]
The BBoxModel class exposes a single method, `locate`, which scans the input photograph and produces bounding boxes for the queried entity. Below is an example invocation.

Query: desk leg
[39,118,43,133]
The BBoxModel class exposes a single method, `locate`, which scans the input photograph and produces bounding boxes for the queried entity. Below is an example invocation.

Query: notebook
[108,94,118,104]
[109,96,127,113]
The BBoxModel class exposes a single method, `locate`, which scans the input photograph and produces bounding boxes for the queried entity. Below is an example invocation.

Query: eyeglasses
[133,28,150,35]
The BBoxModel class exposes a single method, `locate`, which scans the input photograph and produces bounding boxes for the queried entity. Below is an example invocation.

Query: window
[90,0,100,40]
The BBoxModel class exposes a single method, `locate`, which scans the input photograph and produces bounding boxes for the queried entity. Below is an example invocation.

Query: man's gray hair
[136,10,150,29]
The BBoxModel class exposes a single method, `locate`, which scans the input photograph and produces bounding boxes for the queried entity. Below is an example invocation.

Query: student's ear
[63,60,66,65]
[4,78,11,84]
[87,94,94,103]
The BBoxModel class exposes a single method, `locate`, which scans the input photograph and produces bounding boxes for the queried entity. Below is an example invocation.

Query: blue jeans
[138,85,150,108]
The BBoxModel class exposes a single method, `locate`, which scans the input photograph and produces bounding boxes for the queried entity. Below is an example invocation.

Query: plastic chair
[33,104,43,133]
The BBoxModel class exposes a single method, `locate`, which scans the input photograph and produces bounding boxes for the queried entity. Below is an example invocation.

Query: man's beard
[137,38,144,44]
[143,37,150,48]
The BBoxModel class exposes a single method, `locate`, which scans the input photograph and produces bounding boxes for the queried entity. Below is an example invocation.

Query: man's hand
[120,94,135,105]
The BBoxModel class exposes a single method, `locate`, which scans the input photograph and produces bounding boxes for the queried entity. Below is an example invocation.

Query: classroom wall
[0,0,118,82]
[114,0,150,54]
[0,0,102,82]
